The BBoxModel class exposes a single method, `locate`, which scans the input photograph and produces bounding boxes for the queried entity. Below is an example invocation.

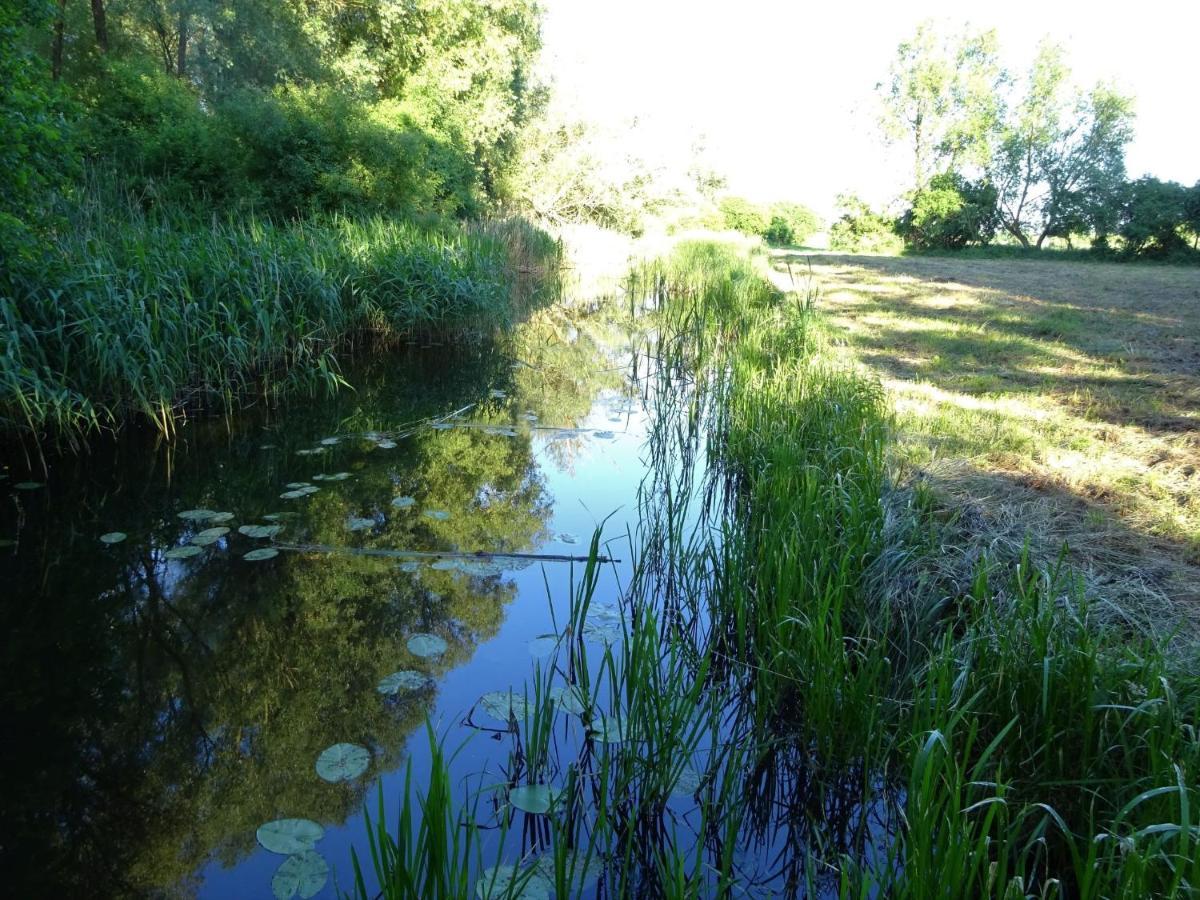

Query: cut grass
[772,251,1200,625]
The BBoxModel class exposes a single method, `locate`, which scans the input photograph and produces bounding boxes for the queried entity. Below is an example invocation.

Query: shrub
[829,194,902,252]
[898,172,999,250]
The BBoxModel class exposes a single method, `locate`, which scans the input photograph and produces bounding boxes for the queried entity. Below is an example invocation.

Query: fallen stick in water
[273,543,619,564]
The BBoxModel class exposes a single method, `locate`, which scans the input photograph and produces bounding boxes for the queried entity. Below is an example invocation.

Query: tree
[989,42,1134,248]
[878,20,1005,191]
[829,194,900,253]
[898,172,998,249]
[1116,177,1193,258]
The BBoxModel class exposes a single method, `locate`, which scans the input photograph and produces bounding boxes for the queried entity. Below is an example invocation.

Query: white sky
[540,0,1200,217]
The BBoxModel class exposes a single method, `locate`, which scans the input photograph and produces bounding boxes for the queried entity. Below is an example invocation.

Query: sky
[540,0,1200,217]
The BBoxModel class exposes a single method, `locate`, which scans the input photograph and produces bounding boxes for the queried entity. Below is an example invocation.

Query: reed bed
[353,241,1199,898]
[0,200,560,449]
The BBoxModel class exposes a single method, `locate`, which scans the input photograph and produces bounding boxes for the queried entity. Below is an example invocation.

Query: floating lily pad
[206,512,235,524]
[558,532,579,544]
[583,606,623,645]
[398,560,422,573]
[377,670,430,695]
[376,439,397,450]
[256,818,324,855]
[593,430,615,439]
[314,472,352,482]
[190,527,230,546]
[672,765,703,797]
[295,448,326,456]
[260,444,277,450]
[524,412,539,422]
[391,496,416,509]
[475,865,551,900]
[297,486,320,495]
[14,481,43,490]
[431,422,453,431]
[177,509,218,522]
[457,559,507,577]
[262,512,297,522]
[479,690,531,723]
[164,545,203,559]
[244,548,279,561]
[407,633,447,658]
[549,684,587,717]
[346,516,375,532]
[489,389,507,399]
[319,437,341,446]
[239,524,283,539]
[285,482,311,490]
[430,558,460,571]
[508,784,557,815]
[590,714,626,744]
[423,509,451,521]
[280,490,307,500]
[315,742,370,783]
[527,635,559,658]
[271,850,329,900]
[99,532,127,544]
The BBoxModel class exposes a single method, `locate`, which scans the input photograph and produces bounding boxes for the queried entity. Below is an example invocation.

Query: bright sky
[541,0,1200,217]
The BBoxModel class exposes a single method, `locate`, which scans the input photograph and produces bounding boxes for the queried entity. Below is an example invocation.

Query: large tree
[878,20,1006,191]
[989,42,1134,248]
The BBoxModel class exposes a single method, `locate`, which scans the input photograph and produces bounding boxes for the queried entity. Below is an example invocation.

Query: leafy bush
[718,196,769,237]
[898,172,999,250]
[829,194,902,252]
[718,196,822,246]
[1116,177,1196,259]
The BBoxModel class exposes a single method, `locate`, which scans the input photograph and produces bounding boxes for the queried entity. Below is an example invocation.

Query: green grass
[1,195,560,449]
[353,240,1200,898]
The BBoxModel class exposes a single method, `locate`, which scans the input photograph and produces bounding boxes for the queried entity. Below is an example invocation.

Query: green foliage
[829,193,902,252]
[718,197,822,246]
[898,172,999,249]
[1116,177,1197,259]
[717,196,769,237]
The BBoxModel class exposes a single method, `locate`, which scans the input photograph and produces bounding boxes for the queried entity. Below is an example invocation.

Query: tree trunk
[1004,221,1030,248]
[51,0,67,80]
[90,0,108,52]
[176,12,189,77]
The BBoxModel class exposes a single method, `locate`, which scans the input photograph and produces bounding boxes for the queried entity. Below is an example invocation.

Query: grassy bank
[1,200,559,449]
[353,241,1198,897]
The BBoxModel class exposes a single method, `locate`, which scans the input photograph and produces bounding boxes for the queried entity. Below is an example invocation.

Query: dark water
[0,307,655,898]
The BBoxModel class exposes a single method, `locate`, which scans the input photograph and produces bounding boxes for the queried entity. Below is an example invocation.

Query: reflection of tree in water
[0,355,559,897]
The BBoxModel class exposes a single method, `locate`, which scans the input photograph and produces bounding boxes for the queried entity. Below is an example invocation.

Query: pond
[0,301,688,898]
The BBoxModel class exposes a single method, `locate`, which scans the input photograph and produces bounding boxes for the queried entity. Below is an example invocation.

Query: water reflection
[0,306,636,897]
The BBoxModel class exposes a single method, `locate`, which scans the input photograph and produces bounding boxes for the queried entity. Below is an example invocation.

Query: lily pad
[177,509,218,522]
[672,765,703,797]
[297,486,320,495]
[590,714,626,744]
[479,690,531,723]
[190,527,230,546]
[315,742,370,783]
[376,439,397,450]
[430,558,460,572]
[271,850,329,900]
[397,560,422,573]
[256,818,324,855]
[549,684,587,717]
[285,482,311,490]
[346,516,375,532]
[423,509,451,521]
[14,481,43,490]
[239,524,283,539]
[164,545,203,559]
[319,437,341,446]
[593,430,616,439]
[262,513,297,522]
[407,633,447,658]
[376,670,430,695]
[99,532,127,544]
[244,548,279,561]
[280,490,308,500]
[527,635,559,658]
[558,532,579,544]
[475,865,551,900]
[391,496,416,509]
[206,512,236,524]
[508,784,557,815]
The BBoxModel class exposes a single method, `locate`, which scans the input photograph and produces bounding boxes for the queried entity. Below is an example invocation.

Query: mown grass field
[773,251,1200,629]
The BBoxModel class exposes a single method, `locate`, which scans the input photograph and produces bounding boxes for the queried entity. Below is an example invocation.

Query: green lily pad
[508,784,557,815]
[558,532,579,544]
[391,496,416,509]
[377,670,430,695]
[315,742,370,783]
[164,545,203,559]
[298,486,320,495]
[457,559,508,577]
[271,850,329,900]
[256,818,324,855]
[593,430,615,439]
[672,765,703,797]
[423,509,451,521]
[527,635,559,657]
[99,532,127,544]
[475,864,551,900]
[14,481,43,490]
[280,490,308,500]
[407,633,447,658]
[177,509,218,521]
[285,482,311,490]
[590,714,626,744]
[346,516,374,532]
[262,513,296,522]
[319,437,340,446]
[239,524,283,539]
[549,684,587,717]
[376,439,397,449]
[479,690,531,723]
[190,527,230,546]
[398,561,422,573]
[206,512,235,524]
[244,548,279,561]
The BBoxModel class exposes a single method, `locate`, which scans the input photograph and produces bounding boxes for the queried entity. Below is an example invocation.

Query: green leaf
[256,818,324,855]
[99,532,127,544]
[391,496,417,509]
[480,690,531,722]
[239,524,283,539]
[271,850,329,900]
[190,527,230,546]
[407,633,447,658]
[423,509,451,521]
[376,670,430,694]
[164,545,203,559]
[475,864,551,900]
[244,548,279,561]
[315,743,370,783]
[508,784,557,814]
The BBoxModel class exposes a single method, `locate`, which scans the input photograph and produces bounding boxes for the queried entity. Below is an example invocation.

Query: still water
[0,304,662,897]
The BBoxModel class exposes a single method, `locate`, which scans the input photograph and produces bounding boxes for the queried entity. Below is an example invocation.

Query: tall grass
[0,191,560,449]
[351,240,1199,897]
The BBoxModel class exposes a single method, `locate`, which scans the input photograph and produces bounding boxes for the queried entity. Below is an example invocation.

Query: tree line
[832,22,1200,260]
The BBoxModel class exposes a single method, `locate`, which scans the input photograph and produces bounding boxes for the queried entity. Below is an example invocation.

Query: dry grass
[771,251,1200,629]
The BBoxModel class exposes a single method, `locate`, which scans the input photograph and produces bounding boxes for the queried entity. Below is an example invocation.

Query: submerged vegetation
[354,242,1199,897]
